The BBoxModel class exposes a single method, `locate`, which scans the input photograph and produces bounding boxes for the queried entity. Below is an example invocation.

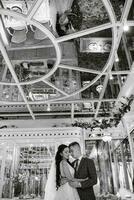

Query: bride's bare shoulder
[60,160,68,166]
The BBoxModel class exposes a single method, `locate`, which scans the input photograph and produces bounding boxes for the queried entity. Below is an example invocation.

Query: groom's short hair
[69,142,80,149]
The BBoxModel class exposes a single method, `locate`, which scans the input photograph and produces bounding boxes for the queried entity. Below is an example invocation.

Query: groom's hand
[69,181,81,188]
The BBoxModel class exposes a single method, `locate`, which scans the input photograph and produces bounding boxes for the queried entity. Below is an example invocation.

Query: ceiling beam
[54,0,118,103]
[110,70,132,75]
[0,111,111,117]
[0,16,9,46]
[122,33,133,68]
[56,23,112,43]
[94,74,109,118]
[59,64,100,75]
[0,98,117,105]
[118,62,134,98]
[0,70,131,86]
[7,40,53,51]
[115,0,133,49]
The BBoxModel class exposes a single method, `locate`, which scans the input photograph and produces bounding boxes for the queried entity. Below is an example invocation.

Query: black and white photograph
[0,0,134,199]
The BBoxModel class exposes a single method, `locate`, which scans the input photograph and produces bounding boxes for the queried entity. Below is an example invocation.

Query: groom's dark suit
[74,157,97,200]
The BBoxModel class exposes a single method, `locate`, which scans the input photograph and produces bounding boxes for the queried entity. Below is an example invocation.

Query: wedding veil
[44,160,57,200]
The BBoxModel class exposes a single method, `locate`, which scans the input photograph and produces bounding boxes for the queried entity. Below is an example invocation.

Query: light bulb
[98,119,102,123]
[47,103,50,111]
[123,25,129,32]
[109,73,113,80]
[96,85,103,93]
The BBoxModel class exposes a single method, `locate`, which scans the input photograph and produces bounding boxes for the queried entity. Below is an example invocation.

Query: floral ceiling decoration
[72,95,134,130]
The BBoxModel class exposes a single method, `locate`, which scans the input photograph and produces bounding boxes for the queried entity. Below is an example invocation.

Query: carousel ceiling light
[123,25,129,32]
[109,73,113,80]
[35,176,39,180]
[96,85,103,93]
[47,103,50,111]
[5,94,9,98]
[98,119,102,123]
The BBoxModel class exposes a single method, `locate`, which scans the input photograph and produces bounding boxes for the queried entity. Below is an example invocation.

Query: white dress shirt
[75,155,83,171]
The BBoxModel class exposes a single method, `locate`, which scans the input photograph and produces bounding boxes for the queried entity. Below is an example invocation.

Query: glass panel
[0,142,55,199]
[126,27,134,63]
[113,138,133,192]
[109,0,126,20]
[14,59,55,82]
[0,85,23,102]
[98,102,113,117]
[24,81,62,102]
[0,58,15,83]
[85,140,114,196]
[17,145,52,198]
[54,0,110,37]
[33,0,50,23]
[116,39,130,71]
[128,1,134,20]
[0,143,14,199]
[64,30,111,72]
[0,139,81,199]
[104,77,121,99]
[8,25,54,51]
[81,76,105,99]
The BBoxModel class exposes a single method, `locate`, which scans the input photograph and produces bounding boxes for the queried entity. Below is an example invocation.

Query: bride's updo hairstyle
[55,144,68,189]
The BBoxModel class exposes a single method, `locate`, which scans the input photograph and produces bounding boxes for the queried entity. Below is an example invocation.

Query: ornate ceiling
[0,0,134,120]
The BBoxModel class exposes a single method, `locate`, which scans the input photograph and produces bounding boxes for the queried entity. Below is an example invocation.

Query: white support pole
[71,103,74,124]
[0,146,7,198]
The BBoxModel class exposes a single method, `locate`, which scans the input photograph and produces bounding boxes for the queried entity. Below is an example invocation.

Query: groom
[69,142,97,200]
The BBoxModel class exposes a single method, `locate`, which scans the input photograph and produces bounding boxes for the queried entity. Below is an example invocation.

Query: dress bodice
[60,160,74,178]
[67,162,75,176]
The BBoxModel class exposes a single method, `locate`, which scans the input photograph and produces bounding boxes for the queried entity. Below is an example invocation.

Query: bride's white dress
[44,160,80,200]
[55,161,80,200]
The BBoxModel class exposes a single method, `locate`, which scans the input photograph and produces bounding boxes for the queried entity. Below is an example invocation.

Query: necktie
[74,159,79,171]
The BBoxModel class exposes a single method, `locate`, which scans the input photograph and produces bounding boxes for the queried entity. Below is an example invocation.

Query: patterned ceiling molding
[0,127,82,140]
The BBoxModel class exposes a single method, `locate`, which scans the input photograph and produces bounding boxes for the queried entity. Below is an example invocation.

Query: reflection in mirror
[112,138,133,192]
[85,140,114,197]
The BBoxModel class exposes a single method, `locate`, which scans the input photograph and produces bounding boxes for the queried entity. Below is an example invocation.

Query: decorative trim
[0,127,82,139]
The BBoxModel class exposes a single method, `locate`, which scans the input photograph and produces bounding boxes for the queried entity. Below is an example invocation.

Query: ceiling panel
[0,0,133,120]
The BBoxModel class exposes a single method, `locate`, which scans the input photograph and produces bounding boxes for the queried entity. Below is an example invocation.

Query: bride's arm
[74,178,88,182]
[60,160,88,182]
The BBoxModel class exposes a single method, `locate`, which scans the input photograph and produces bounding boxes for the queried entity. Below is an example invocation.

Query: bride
[44,144,87,200]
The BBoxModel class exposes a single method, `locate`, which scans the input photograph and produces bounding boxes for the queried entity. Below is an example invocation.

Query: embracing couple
[44,142,97,200]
